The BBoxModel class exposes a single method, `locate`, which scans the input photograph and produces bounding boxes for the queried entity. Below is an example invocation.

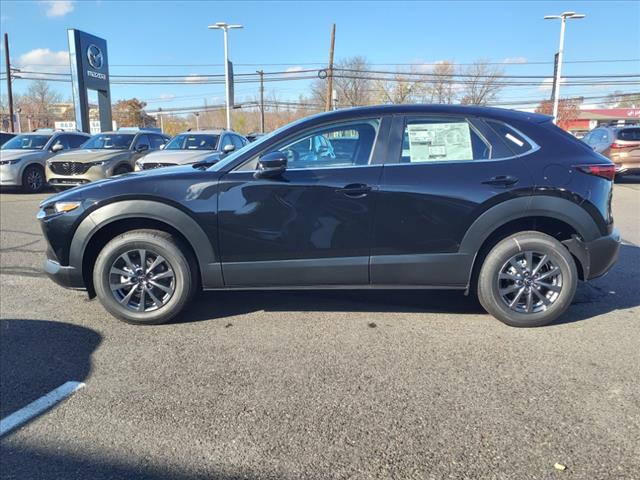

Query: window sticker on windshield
[407,122,473,161]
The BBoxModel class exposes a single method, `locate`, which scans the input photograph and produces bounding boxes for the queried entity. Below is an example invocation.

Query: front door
[218,117,387,286]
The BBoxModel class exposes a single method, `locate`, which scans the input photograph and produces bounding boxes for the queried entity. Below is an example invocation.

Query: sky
[1,0,639,112]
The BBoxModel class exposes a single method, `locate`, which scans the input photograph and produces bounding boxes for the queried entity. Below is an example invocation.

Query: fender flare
[69,200,223,288]
[460,195,601,255]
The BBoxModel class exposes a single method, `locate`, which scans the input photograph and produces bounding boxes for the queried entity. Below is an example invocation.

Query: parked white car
[0,129,89,192]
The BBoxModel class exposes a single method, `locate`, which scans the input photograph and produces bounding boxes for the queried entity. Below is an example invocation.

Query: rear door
[370,114,535,287]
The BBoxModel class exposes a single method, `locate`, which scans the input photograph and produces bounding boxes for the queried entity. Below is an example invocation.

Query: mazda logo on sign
[87,44,103,70]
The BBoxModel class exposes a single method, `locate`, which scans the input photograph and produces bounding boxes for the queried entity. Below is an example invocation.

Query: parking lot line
[0,381,85,436]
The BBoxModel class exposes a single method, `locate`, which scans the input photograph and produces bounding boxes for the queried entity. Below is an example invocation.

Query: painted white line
[0,381,85,436]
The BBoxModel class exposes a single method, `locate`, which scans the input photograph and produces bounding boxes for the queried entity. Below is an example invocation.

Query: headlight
[89,160,106,167]
[135,160,143,171]
[54,201,81,214]
[0,158,21,166]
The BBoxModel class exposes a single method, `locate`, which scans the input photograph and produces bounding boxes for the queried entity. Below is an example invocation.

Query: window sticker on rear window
[406,122,473,161]
[505,133,525,147]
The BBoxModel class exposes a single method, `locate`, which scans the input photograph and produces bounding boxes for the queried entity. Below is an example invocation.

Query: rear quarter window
[485,120,533,156]
[617,128,640,141]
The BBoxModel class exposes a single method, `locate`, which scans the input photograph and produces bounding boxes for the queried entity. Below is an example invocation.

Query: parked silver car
[134,129,248,171]
[0,129,90,192]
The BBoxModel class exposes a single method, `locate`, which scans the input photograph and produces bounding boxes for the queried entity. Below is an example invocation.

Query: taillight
[611,142,635,149]
[574,164,616,181]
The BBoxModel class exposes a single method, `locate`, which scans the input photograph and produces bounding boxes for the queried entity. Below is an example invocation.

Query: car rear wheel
[93,229,197,325]
[21,164,45,193]
[477,231,577,327]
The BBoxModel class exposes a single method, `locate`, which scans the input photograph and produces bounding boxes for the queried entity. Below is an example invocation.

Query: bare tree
[459,61,504,105]
[311,56,372,108]
[375,66,428,104]
[17,80,62,128]
[426,61,456,104]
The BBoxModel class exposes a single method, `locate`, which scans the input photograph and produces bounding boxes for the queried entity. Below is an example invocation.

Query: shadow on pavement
[177,244,640,327]
[0,444,265,480]
[0,319,101,419]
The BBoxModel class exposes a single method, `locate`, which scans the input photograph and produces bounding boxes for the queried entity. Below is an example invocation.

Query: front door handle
[481,175,519,187]
[336,183,372,198]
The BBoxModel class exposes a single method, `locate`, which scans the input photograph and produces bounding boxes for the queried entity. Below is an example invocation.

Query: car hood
[140,150,221,164]
[0,149,46,161]
[50,149,131,163]
[41,163,223,206]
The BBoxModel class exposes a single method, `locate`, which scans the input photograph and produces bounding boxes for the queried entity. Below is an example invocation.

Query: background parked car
[0,129,90,193]
[135,129,248,171]
[582,125,640,178]
[0,131,17,146]
[46,129,170,189]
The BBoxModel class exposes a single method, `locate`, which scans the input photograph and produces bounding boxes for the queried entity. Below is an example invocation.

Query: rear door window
[68,134,88,148]
[149,134,168,150]
[400,117,490,163]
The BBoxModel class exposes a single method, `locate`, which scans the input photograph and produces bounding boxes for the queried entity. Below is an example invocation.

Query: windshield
[81,134,135,150]
[1,134,51,150]
[165,134,219,150]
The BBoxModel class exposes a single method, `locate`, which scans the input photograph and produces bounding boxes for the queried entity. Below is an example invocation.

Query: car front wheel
[93,229,197,325]
[477,231,577,327]
[22,164,45,193]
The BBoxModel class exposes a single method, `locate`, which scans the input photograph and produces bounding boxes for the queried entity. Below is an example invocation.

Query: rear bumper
[44,259,86,290]
[563,229,621,280]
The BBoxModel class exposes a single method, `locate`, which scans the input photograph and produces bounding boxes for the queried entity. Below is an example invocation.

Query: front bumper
[0,163,21,186]
[45,163,111,187]
[563,229,621,280]
[44,259,86,290]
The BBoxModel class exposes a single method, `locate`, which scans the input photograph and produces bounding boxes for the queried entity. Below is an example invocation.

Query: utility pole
[158,107,164,132]
[258,69,265,133]
[209,22,243,130]
[325,24,336,112]
[544,11,585,124]
[4,33,15,132]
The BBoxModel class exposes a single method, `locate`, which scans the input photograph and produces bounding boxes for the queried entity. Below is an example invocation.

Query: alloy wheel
[26,168,44,192]
[497,251,563,314]
[109,249,175,312]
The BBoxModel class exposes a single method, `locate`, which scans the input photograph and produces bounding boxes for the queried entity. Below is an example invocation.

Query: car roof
[296,104,553,125]
[176,129,231,135]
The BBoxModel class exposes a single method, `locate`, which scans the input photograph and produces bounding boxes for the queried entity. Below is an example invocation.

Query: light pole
[544,11,585,124]
[208,21,243,130]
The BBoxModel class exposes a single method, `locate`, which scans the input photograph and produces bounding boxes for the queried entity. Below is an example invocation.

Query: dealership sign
[67,29,112,133]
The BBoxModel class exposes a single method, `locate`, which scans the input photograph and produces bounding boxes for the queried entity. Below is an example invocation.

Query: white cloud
[41,1,74,18]
[503,57,527,64]
[18,48,70,77]
[185,73,206,83]
[285,66,304,73]
[158,93,175,101]
[538,77,567,91]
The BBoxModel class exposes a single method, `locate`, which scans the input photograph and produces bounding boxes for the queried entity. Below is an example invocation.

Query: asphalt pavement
[0,182,639,479]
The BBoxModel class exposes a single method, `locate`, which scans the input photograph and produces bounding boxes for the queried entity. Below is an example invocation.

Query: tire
[477,231,577,327]
[93,229,197,325]
[113,165,132,176]
[21,164,45,193]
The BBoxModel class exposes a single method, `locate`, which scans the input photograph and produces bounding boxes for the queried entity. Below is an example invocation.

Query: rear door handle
[336,183,372,198]
[481,175,519,187]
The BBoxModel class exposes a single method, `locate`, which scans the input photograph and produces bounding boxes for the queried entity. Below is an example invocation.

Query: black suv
[38,105,620,327]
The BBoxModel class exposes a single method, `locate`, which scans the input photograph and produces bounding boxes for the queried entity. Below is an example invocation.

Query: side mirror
[51,143,64,152]
[136,144,150,152]
[223,144,235,154]
[159,144,165,150]
[255,151,287,178]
